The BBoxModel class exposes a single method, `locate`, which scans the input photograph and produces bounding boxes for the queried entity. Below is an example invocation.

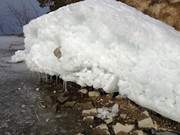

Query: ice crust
[12,0,180,122]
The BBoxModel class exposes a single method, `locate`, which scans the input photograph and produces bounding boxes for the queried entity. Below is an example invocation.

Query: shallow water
[0,44,86,135]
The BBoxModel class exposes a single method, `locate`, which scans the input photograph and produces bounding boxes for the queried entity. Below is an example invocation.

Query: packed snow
[12,0,180,122]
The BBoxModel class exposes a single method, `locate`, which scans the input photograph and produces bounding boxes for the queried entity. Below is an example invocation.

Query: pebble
[104,117,113,124]
[82,108,97,117]
[113,123,134,134]
[138,117,154,129]
[55,114,62,118]
[53,90,57,94]
[79,89,88,94]
[97,124,109,130]
[133,130,145,135]
[75,101,94,110]
[83,116,94,124]
[143,111,150,117]
[93,124,110,135]
[45,118,49,122]
[120,114,127,119]
[63,101,76,107]
[35,88,39,91]
[88,91,100,97]
[21,104,26,108]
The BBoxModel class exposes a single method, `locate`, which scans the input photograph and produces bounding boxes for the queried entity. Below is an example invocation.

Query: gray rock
[83,116,94,124]
[143,111,150,117]
[97,124,109,130]
[82,108,97,117]
[75,101,94,110]
[104,117,113,124]
[53,47,62,59]
[93,124,110,135]
[138,117,154,129]
[21,104,26,108]
[88,91,100,97]
[35,87,40,91]
[115,95,123,100]
[63,101,76,107]
[113,123,134,134]
[120,114,127,119]
[133,130,147,135]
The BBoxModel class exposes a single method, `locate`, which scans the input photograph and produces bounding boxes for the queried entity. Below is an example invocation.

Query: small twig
[34,109,41,122]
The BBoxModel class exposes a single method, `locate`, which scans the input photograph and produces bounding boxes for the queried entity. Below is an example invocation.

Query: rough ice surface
[12,0,180,122]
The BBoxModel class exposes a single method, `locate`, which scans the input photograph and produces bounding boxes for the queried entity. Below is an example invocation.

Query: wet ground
[0,40,87,135]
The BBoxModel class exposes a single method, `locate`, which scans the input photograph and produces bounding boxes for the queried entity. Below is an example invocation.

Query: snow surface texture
[12,0,180,122]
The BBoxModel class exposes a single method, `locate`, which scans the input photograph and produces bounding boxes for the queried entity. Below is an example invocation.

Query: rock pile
[118,0,180,31]
[37,80,180,135]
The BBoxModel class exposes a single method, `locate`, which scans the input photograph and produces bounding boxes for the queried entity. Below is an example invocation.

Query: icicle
[57,76,60,83]
[43,73,46,82]
[47,74,51,82]
[39,73,43,82]
[55,75,58,84]
[63,80,67,92]
[46,74,48,82]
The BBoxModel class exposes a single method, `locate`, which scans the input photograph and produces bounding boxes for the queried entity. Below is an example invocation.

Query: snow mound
[12,0,180,122]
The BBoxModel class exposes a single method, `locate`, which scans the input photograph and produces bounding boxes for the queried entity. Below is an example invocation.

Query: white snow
[12,0,180,122]
[97,104,119,119]
[11,50,26,63]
